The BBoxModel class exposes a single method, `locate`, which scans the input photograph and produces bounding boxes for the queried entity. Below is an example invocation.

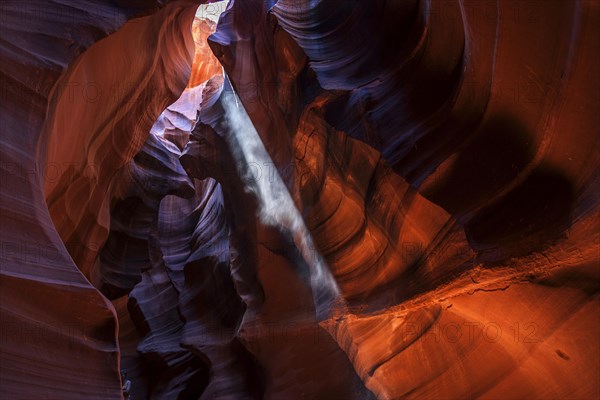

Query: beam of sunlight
[219,78,342,315]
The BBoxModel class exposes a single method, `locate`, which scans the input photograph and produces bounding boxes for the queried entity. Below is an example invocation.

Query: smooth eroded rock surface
[1,0,598,399]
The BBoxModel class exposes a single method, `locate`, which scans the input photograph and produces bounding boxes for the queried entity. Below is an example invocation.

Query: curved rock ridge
[208,0,313,186]
[128,240,209,400]
[272,0,599,257]
[0,1,193,398]
[102,72,265,398]
[293,93,475,304]
[118,115,265,398]
[41,1,198,285]
[94,133,194,300]
[208,0,472,304]
[272,0,469,180]
[0,0,598,398]
[161,177,265,400]
[206,0,599,398]
[182,77,265,313]
[322,202,599,397]
[151,84,205,150]
[179,77,375,399]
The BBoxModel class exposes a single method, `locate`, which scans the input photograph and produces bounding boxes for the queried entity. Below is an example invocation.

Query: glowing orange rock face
[1,0,599,398]
[188,18,222,88]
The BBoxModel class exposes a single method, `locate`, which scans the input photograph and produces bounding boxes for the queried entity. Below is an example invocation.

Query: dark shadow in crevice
[420,111,575,262]
[465,165,575,262]
[424,113,537,217]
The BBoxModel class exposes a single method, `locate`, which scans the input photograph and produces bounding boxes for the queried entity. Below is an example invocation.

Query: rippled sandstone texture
[1,0,599,399]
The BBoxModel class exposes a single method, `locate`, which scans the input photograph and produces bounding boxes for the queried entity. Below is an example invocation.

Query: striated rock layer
[0,1,198,398]
[1,0,599,399]
[207,0,599,398]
